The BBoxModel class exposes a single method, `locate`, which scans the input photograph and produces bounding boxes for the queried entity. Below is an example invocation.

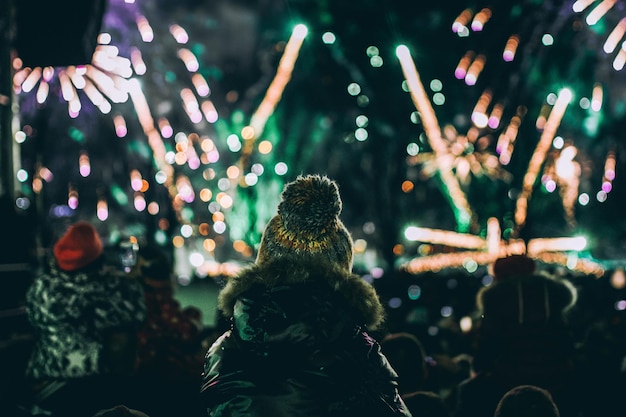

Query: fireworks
[10,1,626,279]
[396,45,474,232]
[400,220,604,277]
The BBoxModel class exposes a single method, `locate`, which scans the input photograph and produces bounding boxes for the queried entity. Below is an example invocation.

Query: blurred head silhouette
[494,385,560,417]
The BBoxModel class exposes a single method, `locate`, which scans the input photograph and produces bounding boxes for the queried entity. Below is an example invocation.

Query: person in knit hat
[254,174,354,270]
[201,174,411,417]
[452,255,582,417]
[24,221,146,416]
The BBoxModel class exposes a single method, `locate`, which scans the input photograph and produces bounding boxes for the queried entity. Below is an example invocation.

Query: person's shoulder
[33,258,81,285]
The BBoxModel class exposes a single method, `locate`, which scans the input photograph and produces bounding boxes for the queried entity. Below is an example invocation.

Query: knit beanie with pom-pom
[255,174,354,271]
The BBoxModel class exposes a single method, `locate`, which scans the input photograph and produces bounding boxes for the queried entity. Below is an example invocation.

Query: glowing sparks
[201,100,218,123]
[59,71,76,101]
[169,24,190,44]
[235,23,308,185]
[577,0,625,72]
[514,88,572,231]
[12,0,624,278]
[16,67,42,93]
[603,18,626,53]
[465,54,486,85]
[404,252,501,274]
[405,226,486,249]
[455,51,474,79]
[573,0,596,13]
[496,107,526,165]
[534,252,604,276]
[486,217,501,256]
[97,197,108,221]
[585,0,618,26]
[136,15,154,42]
[503,35,520,62]
[527,236,587,254]
[126,77,175,211]
[488,103,504,129]
[401,221,603,277]
[130,48,147,75]
[130,170,143,191]
[591,83,603,111]
[79,152,91,177]
[452,50,487,84]
[35,80,49,104]
[158,118,174,138]
[68,186,79,210]
[407,124,512,186]
[177,48,200,72]
[192,73,211,97]
[613,48,626,71]
[471,8,492,31]
[471,89,493,127]
[181,88,203,123]
[600,150,616,198]
[396,44,473,230]
[452,8,473,34]
[175,175,195,204]
[554,146,581,225]
[113,115,128,137]
[245,23,308,142]
[14,41,133,117]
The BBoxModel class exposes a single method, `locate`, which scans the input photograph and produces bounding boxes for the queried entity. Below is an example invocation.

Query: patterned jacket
[201,257,412,417]
[25,257,146,379]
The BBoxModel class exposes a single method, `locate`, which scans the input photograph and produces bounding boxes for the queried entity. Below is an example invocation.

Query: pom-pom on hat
[256,174,354,271]
[53,221,103,271]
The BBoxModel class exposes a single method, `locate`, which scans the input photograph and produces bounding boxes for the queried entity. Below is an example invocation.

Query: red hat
[54,221,103,271]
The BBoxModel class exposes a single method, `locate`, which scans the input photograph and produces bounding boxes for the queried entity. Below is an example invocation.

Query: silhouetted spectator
[403,391,450,417]
[132,242,205,417]
[24,221,146,416]
[452,255,582,417]
[134,242,204,381]
[201,175,411,416]
[494,385,559,417]
[575,311,626,417]
[381,332,429,395]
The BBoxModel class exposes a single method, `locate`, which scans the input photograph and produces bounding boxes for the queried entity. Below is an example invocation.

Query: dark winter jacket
[201,258,412,417]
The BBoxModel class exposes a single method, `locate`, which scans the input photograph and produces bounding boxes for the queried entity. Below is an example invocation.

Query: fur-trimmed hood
[218,258,386,330]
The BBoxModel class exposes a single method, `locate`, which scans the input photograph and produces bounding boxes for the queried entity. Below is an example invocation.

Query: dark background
[3,0,626,313]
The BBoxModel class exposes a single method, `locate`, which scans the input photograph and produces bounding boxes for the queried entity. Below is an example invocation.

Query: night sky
[10,0,626,280]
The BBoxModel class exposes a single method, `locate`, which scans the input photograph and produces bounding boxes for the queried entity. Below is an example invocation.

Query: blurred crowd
[1,177,625,417]
[0,221,217,417]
